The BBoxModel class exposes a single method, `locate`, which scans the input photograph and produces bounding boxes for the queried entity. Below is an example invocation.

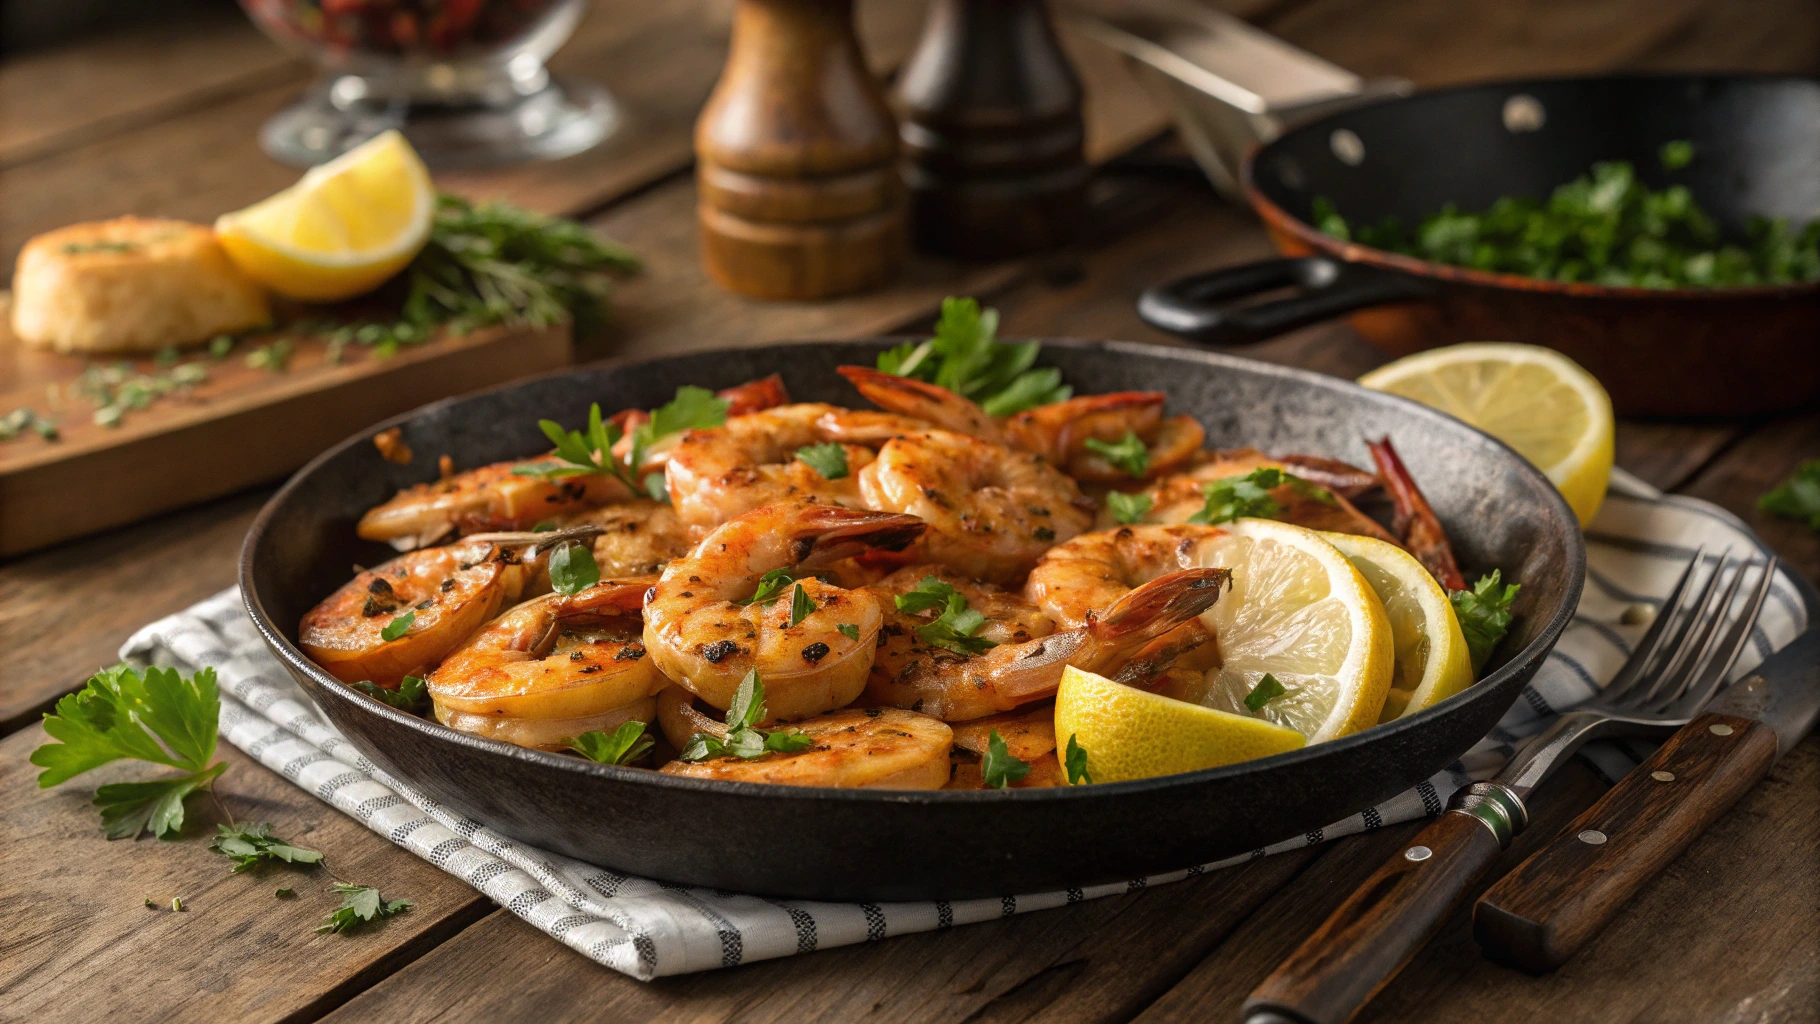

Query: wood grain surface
[2,0,1817,1022]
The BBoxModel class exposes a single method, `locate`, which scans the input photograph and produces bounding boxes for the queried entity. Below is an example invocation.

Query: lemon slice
[1053,665,1304,783]
[1358,343,1614,526]
[1323,532,1474,722]
[1184,518,1394,743]
[215,130,434,302]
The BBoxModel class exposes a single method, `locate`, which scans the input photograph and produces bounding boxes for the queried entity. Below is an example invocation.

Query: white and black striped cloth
[121,470,1809,979]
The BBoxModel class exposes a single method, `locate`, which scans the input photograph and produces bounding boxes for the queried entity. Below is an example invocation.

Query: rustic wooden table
[3,1,1817,1021]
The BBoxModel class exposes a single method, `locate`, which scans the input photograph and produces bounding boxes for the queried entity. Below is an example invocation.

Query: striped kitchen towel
[120,469,1810,980]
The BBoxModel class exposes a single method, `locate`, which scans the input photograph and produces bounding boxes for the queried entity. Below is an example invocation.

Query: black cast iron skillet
[1137,74,1820,418]
[240,340,1584,901]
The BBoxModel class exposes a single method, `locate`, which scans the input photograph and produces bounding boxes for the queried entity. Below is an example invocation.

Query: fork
[1241,549,1776,1024]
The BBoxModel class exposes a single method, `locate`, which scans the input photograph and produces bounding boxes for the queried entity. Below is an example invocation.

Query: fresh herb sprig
[1452,572,1520,673]
[514,386,728,492]
[679,671,814,761]
[1759,459,1820,531]
[876,297,1071,417]
[568,721,655,766]
[1188,468,1332,526]
[318,883,412,934]
[1106,491,1154,525]
[210,822,324,872]
[0,407,58,442]
[1063,734,1092,785]
[894,576,998,656]
[982,730,1031,789]
[32,664,226,840]
[353,676,430,715]
[1084,431,1149,478]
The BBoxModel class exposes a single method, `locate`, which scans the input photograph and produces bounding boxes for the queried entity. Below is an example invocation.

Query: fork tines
[1598,548,1777,718]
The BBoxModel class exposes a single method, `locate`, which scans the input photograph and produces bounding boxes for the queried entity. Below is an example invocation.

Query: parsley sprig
[876,297,1071,417]
[1063,734,1092,785]
[32,664,226,840]
[1759,459,1820,531]
[982,730,1031,789]
[1084,431,1149,477]
[318,883,412,934]
[353,676,429,715]
[211,822,324,872]
[680,671,815,761]
[1188,468,1332,526]
[1452,571,1521,673]
[796,442,849,480]
[514,387,729,494]
[895,576,998,656]
[567,721,655,766]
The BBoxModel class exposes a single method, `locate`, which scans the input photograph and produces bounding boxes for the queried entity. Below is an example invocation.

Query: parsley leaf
[795,442,849,480]
[894,577,999,656]
[643,385,729,442]
[741,567,798,606]
[1452,571,1521,673]
[1064,734,1093,785]
[515,402,624,482]
[875,297,1071,417]
[549,541,600,595]
[353,676,429,715]
[680,670,813,761]
[567,720,654,765]
[210,822,324,872]
[1244,673,1288,712]
[837,623,861,641]
[982,730,1031,789]
[32,664,227,839]
[317,882,411,934]
[1660,139,1695,171]
[1187,468,1331,526]
[1759,459,1820,530]
[644,471,669,502]
[894,575,960,615]
[790,583,816,627]
[1107,491,1154,525]
[380,611,415,642]
[1084,431,1149,477]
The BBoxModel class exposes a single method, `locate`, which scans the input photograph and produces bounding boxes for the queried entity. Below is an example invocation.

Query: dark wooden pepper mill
[895,0,1088,260]
[695,0,905,300]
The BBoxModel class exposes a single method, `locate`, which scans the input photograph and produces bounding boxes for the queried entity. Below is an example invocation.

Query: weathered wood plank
[0,726,492,1024]
[1676,413,1820,585]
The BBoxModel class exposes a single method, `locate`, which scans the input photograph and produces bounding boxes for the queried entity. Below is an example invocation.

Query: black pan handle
[1137,256,1433,346]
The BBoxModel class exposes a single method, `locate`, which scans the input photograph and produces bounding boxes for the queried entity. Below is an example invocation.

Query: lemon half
[1053,665,1304,783]
[1324,532,1474,722]
[215,130,434,302]
[1358,343,1614,526]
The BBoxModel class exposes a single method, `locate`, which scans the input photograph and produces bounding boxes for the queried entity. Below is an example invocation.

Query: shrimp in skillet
[658,707,954,789]
[859,429,1093,584]
[300,537,542,687]
[428,577,664,751]
[1135,448,1399,544]
[559,498,701,577]
[663,404,914,528]
[866,565,1231,721]
[644,502,926,720]
[945,702,1068,788]
[1026,523,1238,628]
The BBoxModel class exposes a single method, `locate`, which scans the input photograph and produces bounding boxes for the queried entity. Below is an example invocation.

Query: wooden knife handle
[1474,712,1777,973]
[1244,810,1504,1024]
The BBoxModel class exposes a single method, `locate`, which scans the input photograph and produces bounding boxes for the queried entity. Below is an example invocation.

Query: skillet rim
[1240,71,1820,302]
[238,337,1586,806]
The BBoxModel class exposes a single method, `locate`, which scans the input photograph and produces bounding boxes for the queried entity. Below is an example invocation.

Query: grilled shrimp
[1139,448,1399,544]
[561,499,700,577]
[429,578,664,751]
[1025,523,1237,628]
[358,460,632,551]
[644,503,926,720]
[300,538,539,687]
[946,703,1068,789]
[859,429,1093,584]
[659,707,954,788]
[663,403,892,528]
[1367,437,1466,590]
[837,365,1201,483]
[866,566,1231,720]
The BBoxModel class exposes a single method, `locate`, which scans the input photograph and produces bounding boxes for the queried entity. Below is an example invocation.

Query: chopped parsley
[567,720,655,765]
[1084,431,1149,477]
[982,730,1031,789]
[795,442,850,480]
[894,576,997,656]
[875,296,1071,417]
[210,822,323,872]
[1244,673,1287,712]
[741,567,798,606]
[1188,468,1331,526]
[515,387,728,489]
[1452,571,1521,674]
[1106,491,1154,525]
[789,583,816,627]
[548,541,600,595]
[318,882,412,934]
[679,671,814,761]
[353,675,429,715]
[837,623,861,641]
[1759,459,1820,531]
[380,611,415,642]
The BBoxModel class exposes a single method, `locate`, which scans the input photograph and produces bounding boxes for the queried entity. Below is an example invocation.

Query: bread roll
[10,217,271,353]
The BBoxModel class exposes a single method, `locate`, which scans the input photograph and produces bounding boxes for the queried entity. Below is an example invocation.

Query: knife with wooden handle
[1473,626,1820,972]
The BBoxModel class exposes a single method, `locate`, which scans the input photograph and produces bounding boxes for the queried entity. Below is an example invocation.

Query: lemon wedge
[1358,343,1614,526]
[1053,665,1304,783]
[1323,532,1475,722]
[215,130,434,302]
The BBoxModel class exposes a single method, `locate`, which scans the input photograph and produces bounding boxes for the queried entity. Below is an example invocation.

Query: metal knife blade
[1707,625,1820,758]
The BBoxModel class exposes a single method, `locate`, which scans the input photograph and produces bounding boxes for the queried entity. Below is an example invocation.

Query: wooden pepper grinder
[695,0,905,300]
[895,0,1088,260]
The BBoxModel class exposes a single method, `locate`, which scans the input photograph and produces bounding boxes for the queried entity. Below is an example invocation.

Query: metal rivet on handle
[1651,770,1676,782]
[1710,723,1734,736]
[1578,830,1608,846]
[1405,846,1432,862]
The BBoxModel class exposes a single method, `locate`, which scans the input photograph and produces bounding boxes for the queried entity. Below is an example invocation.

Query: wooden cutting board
[0,301,569,557]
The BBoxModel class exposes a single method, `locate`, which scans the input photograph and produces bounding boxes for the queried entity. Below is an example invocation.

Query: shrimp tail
[1276,453,1381,498]
[553,575,662,617]
[790,505,927,566]
[836,365,1006,443]
[1090,567,1232,647]
[1367,437,1467,591]
[718,374,791,416]
[1110,620,1218,689]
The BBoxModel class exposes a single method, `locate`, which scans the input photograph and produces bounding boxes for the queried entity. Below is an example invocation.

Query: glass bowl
[241,0,617,168]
